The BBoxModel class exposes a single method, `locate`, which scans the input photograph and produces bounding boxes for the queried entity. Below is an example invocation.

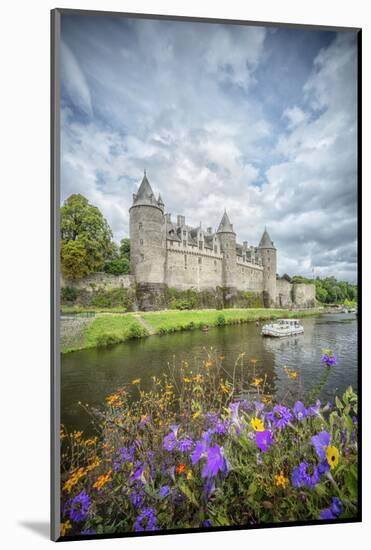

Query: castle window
[198,257,202,265]
[183,240,187,247]
[199,241,203,250]
[184,254,187,268]
[214,246,217,253]
[170,241,173,246]
[183,230,186,236]
[140,239,143,245]
[139,222,143,230]
[140,253,144,262]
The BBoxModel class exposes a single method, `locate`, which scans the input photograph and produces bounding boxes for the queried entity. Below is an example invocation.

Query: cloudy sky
[60,14,358,282]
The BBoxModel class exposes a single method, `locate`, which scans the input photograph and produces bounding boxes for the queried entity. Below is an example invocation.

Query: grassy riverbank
[61,307,322,354]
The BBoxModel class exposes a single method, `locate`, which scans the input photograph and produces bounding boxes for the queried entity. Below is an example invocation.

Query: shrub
[61,286,79,303]
[96,334,122,348]
[104,258,130,275]
[216,313,226,326]
[126,321,148,339]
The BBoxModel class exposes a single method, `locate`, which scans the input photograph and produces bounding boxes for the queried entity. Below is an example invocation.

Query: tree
[61,194,114,278]
[61,240,90,280]
[119,238,130,259]
[104,257,130,275]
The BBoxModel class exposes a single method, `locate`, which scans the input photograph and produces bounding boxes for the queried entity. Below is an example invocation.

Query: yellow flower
[72,430,83,441]
[204,360,213,368]
[262,395,272,405]
[183,377,192,383]
[86,457,101,472]
[187,469,193,480]
[219,355,225,360]
[274,471,289,488]
[252,377,263,387]
[93,470,112,490]
[63,467,86,493]
[60,520,72,536]
[250,358,258,365]
[250,417,265,431]
[326,446,340,469]
[288,371,298,380]
[132,378,141,385]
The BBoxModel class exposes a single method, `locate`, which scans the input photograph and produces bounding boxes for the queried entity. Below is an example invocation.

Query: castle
[129,172,316,309]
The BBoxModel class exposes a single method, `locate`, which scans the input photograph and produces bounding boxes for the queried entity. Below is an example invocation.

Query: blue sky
[60,14,358,282]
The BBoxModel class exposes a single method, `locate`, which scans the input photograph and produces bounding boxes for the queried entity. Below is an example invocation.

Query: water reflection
[61,314,357,433]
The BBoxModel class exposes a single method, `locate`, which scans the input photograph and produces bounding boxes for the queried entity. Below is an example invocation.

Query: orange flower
[93,470,112,490]
[219,355,225,360]
[132,378,141,385]
[250,358,257,364]
[86,457,101,472]
[176,463,186,474]
[252,377,263,387]
[60,520,72,536]
[63,467,86,493]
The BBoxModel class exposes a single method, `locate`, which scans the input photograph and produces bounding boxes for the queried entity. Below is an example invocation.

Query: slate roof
[259,228,275,249]
[217,211,235,233]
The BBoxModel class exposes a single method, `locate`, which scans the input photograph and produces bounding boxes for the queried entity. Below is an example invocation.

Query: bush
[126,321,148,339]
[96,334,122,348]
[104,258,130,275]
[216,313,226,326]
[61,286,79,303]
[90,288,132,309]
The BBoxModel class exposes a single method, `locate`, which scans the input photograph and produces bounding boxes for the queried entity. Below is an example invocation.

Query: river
[61,313,358,434]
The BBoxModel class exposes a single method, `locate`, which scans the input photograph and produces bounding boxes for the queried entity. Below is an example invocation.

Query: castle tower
[129,172,166,308]
[217,211,238,298]
[258,227,277,307]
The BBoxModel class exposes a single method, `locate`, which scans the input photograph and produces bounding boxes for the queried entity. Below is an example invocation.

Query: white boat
[261,319,304,338]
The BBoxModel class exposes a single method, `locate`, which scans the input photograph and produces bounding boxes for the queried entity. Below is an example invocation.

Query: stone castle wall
[61,272,134,292]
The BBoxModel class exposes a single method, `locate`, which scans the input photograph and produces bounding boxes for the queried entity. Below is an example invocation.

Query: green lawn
[61,308,322,353]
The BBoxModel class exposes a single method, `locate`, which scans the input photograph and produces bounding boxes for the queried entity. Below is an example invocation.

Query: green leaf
[178,480,198,506]
[335,396,344,410]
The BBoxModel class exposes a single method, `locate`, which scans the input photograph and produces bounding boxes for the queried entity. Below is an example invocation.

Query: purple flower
[320,497,343,520]
[321,353,337,366]
[311,431,331,460]
[159,485,170,498]
[254,401,265,412]
[134,508,157,532]
[292,462,320,488]
[130,488,145,508]
[80,529,96,535]
[204,519,212,527]
[203,477,216,498]
[192,431,212,465]
[131,463,146,482]
[293,401,309,422]
[318,459,330,475]
[202,444,228,478]
[177,436,193,452]
[65,490,90,523]
[331,497,343,516]
[255,430,273,453]
[266,405,292,429]
[114,445,135,471]
[139,415,150,429]
[320,508,336,520]
[163,431,177,451]
[307,400,321,416]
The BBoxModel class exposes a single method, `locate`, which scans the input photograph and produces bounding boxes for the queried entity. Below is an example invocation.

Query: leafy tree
[104,258,130,275]
[61,194,114,278]
[119,238,130,259]
[61,240,90,280]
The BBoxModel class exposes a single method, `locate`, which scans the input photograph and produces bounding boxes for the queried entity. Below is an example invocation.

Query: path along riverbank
[60,307,323,354]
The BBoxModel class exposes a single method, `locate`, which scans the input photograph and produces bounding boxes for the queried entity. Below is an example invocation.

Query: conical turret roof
[136,171,155,201]
[217,210,235,233]
[259,227,275,249]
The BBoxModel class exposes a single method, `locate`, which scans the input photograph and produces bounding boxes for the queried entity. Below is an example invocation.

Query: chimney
[177,215,185,226]
[165,213,172,223]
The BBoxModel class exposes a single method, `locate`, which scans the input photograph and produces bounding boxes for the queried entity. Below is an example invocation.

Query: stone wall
[276,279,293,308]
[61,272,135,292]
[166,247,223,290]
[292,283,316,308]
